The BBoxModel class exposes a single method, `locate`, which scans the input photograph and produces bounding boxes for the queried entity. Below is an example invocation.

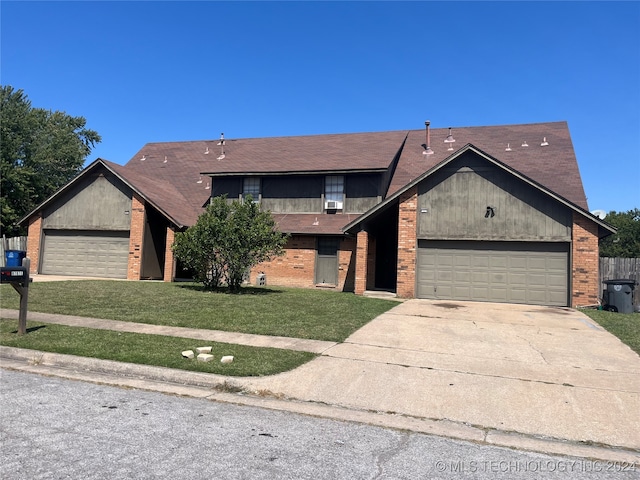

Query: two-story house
[20,121,614,307]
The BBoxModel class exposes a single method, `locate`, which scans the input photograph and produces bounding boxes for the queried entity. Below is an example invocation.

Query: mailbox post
[1,258,30,335]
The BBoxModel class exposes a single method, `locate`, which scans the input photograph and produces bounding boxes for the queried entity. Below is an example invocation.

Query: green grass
[0,320,315,376]
[581,309,640,355]
[0,281,398,342]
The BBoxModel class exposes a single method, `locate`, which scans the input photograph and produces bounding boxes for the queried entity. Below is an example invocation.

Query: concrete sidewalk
[0,309,335,354]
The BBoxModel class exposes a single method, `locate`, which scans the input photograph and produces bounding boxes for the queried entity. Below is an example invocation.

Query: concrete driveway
[245,299,640,451]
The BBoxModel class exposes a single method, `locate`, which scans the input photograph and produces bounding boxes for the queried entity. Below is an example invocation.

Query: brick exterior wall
[355,230,368,294]
[26,214,42,274]
[396,186,418,298]
[250,234,356,291]
[572,212,600,307]
[163,226,175,282]
[127,194,145,280]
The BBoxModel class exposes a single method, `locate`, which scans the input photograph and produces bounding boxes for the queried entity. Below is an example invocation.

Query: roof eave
[203,168,388,177]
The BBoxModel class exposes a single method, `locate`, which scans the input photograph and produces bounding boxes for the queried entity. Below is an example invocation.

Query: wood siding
[43,173,132,230]
[417,153,571,241]
[261,176,323,213]
[210,173,383,214]
[345,174,380,213]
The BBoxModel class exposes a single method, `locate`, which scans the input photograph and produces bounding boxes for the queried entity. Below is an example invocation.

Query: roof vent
[521,141,529,147]
[204,147,210,155]
[163,156,168,164]
[197,175,203,184]
[444,127,456,143]
[541,137,549,147]
[422,121,434,156]
[505,143,512,151]
[216,132,226,160]
[140,155,146,161]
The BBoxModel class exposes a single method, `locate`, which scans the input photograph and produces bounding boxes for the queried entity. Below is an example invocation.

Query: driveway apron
[244,300,640,450]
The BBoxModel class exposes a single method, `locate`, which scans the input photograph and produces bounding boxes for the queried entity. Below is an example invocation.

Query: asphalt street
[1,370,636,480]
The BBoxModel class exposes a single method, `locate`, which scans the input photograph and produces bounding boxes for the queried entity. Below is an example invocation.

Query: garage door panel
[42,231,129,278]
[417,241,568,306]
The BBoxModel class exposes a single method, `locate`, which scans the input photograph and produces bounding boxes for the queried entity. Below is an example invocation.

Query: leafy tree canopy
[1,85,101,236]
[599,209,640,258]
[172,195,289,292]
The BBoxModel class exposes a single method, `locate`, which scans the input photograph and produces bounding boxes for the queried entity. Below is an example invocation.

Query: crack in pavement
[371,432,411,479]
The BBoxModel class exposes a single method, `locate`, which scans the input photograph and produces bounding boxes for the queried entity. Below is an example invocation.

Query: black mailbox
[1,266,28,285]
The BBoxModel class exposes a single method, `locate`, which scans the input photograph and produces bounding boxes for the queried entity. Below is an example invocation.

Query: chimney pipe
[423,120,434,155]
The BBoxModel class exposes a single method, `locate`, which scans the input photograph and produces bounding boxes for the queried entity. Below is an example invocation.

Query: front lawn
[0,281,398,342]
[581,309,640,355]
[0,320,315,376]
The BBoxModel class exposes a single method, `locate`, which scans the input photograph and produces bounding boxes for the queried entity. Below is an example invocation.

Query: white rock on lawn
[220,355,234,364]
[197,353,214,362]
[182,350,195,359]
[196,346,212,354]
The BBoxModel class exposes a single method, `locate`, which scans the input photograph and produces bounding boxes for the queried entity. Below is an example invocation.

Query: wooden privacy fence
[1,236,28,267]
[599,257,640,307]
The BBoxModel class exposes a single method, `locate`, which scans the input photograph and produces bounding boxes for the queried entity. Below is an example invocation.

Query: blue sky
[2,1,639,213]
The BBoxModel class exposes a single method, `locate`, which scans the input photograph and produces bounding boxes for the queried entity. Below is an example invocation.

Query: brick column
[163,226,176,282]
[355,230,369,295]
[366,236,377,290]
[571,212,600,307]
[397,186,418,298]
[26,215,42,274]
[127,194,145,280]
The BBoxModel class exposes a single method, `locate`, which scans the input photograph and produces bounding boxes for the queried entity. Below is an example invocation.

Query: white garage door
[417,241,569,306]
[41,230,129,278]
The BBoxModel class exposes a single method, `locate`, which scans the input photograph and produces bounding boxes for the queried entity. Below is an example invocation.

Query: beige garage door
[417,241,569,306]
[41,230,129,278]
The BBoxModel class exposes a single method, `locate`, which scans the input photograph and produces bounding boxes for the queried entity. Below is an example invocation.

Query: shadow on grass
[175,284,283,295]
[9,325,47,334]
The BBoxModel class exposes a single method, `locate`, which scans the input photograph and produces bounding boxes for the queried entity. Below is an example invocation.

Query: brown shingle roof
[109,121,588,230]
[389,121,588,209]
[272,213,360,235]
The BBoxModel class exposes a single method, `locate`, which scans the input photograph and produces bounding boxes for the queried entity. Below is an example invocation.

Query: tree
[1,86,101,236]
[172,195,289,292]
[599,209,640,258]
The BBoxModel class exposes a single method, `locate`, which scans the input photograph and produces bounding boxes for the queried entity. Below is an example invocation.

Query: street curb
[1,346,639,466]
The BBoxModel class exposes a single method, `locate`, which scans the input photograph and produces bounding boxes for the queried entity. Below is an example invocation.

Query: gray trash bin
[602,279,637,314]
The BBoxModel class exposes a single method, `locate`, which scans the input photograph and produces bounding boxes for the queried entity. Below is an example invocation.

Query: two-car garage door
[41,230,129,279]
[417,241,569,306]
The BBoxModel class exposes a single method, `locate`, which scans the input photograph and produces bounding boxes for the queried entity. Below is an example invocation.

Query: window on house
[324,176,344,210]
[243,177,261,202]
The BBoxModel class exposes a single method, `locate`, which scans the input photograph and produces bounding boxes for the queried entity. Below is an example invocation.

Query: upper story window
[243,177,261,202]
[324,175,344,210]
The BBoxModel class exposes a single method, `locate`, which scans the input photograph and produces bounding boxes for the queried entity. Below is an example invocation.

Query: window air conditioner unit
[325,200,343,210]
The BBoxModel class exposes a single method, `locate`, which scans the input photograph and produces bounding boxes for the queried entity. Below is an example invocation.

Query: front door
[315,237,339,285]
